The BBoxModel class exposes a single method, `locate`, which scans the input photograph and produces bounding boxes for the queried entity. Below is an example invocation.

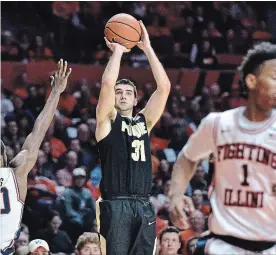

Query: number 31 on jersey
[132,140,146,161]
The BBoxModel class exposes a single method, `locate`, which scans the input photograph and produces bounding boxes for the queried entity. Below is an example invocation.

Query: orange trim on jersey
[234,109,276,134]
[10,170,24,205]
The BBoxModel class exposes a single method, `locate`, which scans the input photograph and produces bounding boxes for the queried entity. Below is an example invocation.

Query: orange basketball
[104,13,142,49]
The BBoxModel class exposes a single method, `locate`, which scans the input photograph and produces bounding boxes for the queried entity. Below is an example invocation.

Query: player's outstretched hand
[137,20,151,51]
[168,194,193,230]
[50,59,72,94]
[104,37,130,53]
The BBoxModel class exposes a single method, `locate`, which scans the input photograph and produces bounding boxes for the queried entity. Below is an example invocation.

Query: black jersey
[97,112,152,197]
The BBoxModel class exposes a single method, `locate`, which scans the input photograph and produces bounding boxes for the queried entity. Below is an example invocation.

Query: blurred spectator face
[66,151,78,169]
[46,121,54,138]
[13,142,21,154]
[6,146,14,164]
[196,6,203,16]
[18,116,29,130]
[28,86,37,98]
[161,113,172,128]
[201,29,209,39]
[192,189,204,206]
[78,123,90,143]
[14,232,29,249]
[144,83,153,95]
[37,150,47,168]
[87,118,96,135]
[30,246,48,255]
[210,83,221,97]
[186,16,194,27]
[186,237,198,255]
[29,165,38,178]
[48,215,62,234]
[74,176,86,188]
[35,36,43,47]
[203,40,211,53]
[160,160,170,173]
[15,246,29,255]
[173,43,181,55]
[13,96,24,110]
[70,138,81,153]
[114,84,137,112]
[7,121,18,136]
[160,232,181,255]
[227,29,235,40]
[21,223,30,236]
[195,164,205,180]
[42,141,51,156]
[189,210,205,231]
[38,86,46,97]
[78,243,101,255]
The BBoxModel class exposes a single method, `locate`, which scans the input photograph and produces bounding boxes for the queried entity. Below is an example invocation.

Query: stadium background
[1,1,276,254]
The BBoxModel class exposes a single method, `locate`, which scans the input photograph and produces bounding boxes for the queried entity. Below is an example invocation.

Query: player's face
[160,232,181,255]
[79,243,101,255]
[115,84,137,112]
[251,59,276,110]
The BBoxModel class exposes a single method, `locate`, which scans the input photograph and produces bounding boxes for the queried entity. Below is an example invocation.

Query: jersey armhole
[97,111,121,145]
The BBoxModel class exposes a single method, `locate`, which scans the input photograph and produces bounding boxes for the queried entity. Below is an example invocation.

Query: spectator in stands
[5,145,15,164]
[191,189,211,215]
[18,33,31,62]
[159,226,181,255]
[28,239,50,255]
[34,210,74,254]
[2,116,25,148]
[180,210,206,254]
[195,40,218,69]
[190,163,208,191]
[53,115,71,147]
[63,167,96,243]
[75,232,101,255]
[185,236,198,255]
[1,89,14,123]
[28,36,53,61]
[15,232,29,250]
[36,150,56,180]
[56,150,78,187]
[1,30,20,61]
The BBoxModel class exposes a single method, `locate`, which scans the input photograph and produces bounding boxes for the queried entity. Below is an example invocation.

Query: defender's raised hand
[137,20,151,51]
[104,37,130,53]
[50,59,72,93]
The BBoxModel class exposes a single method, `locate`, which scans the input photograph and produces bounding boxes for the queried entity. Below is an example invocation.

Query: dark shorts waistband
[102,194,150,200]
[212,233,275,252]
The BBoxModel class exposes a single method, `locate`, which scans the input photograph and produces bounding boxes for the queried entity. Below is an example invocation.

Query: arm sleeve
[183,112,219,162]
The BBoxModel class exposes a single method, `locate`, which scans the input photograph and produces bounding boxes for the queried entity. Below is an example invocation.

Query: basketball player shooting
[169,42,276,255]
[0,59,71,255]
[96,21,171,255]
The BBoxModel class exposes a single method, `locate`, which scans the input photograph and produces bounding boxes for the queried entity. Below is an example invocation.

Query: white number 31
[132,140,146,161]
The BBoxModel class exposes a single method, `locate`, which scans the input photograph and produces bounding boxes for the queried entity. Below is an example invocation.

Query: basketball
[104,13,142,49]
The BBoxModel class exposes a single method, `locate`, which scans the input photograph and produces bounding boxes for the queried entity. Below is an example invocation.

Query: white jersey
[0,168,24,255]
[183,106,276,241]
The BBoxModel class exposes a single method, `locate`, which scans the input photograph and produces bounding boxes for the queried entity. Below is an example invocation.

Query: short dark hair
[115,79,137,97]
[160,226,181,243]
[238,42,276,96]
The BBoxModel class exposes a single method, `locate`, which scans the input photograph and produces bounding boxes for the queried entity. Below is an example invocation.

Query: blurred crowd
[1,66,247,254]
[2,1,275,68]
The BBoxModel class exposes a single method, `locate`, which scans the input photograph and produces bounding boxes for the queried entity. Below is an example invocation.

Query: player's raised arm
[9,59,72,173]
[138,21,171,132]
[168,113,219,226]
[96,38,130,124]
